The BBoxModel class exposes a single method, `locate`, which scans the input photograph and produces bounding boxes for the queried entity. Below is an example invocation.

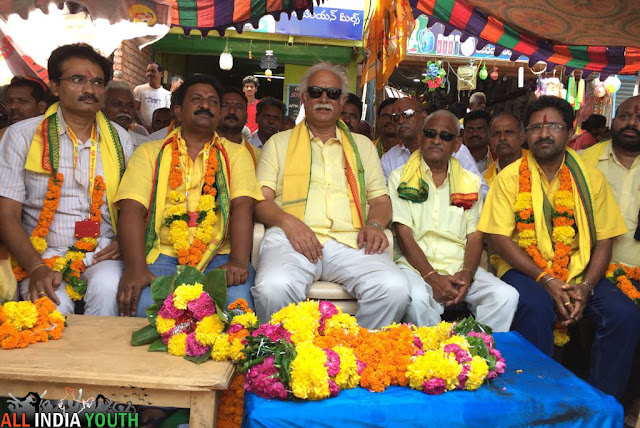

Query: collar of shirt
[57,106,99,149]
[603,140,640,170]
[308,125,342,146]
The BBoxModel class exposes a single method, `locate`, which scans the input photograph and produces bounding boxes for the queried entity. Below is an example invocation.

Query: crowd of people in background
[0,44,638,414]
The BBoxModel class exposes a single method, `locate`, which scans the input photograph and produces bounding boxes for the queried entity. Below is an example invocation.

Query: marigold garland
[13,175,105,300]
[606,263,640,306]
[0,297,65,349]
[165,139,219,267]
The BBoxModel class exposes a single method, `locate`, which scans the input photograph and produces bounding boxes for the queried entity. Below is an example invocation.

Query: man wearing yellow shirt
[252,62,410,328]
[216,87,261,167]
[389,110,518,330]
[479,95,640,399]
[115,75,264,317]
[485,113,527,187]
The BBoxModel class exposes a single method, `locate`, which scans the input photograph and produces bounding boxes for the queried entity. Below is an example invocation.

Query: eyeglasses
[390,108,416,122]
[58,75,105,88]
[423,128,456,142]
[526,123,566,134]
[307,86,342,100]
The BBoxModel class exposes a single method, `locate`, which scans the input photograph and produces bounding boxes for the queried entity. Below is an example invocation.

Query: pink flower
[244,356,289,400]
[324,349,341,377]
[423,378,446,395]
[158,293,185,319]
[227,323,244,334]
[328,380,339,397]
[457,365,469,389]
[319,301,339,320]
[468,331,494,349]
[186,332,210,357]
[443,344,472,364]
[161,330,172,345]
[187,292,216,321]
[252,323,292,343]
[413,335,423,350]
[357,359,366,375]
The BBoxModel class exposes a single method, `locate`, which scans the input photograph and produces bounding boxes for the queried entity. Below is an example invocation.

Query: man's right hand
[28,265,62,305]
[543,278,573,323]
[281,215,324,263]
[117,267,156,317]
[426,273,460,305]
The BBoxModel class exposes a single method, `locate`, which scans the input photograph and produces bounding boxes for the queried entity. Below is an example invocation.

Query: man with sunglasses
[380,97,489,198]
[388,110,518,330]
[479,96,638,400]
[253,62,410,329]
[0,43,133,313]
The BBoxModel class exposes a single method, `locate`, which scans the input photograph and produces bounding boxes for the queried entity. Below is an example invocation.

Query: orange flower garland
[166,139,219,267]
[606,263,640,306]
[0,297,65,349]
[216,374,245,428]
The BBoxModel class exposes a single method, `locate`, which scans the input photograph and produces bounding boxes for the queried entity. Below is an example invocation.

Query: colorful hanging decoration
[422,61,447,91]
[478,64,488,80]
[604,75,622,93]
[490,66,499,81]
[566,74,577,109]
[577,78,585,103]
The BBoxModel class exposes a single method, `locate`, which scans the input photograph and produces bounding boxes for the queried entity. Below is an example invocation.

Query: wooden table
[0,315,235,428]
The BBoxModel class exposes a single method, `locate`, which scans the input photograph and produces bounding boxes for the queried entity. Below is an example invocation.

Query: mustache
[534,137,555,146]
[616,125,640,136]
[79,93,98,102]
[195,109,214,117]
[116,113,132,120]
[313,103,333,111]
[224,114,239,121]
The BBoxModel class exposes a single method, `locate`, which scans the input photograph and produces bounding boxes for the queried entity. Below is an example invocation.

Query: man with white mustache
[103,81,149,148]
[253,62,410,329]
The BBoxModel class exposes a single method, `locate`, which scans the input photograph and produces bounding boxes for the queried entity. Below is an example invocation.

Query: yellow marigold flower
[552,226,575,246]
[156,316,176,334]
[173,283,204,309]
[169,221,189,252]
[197,194,216,212]
[195,315,225,345]
[272,300,321,344]
[167,333,187,356]
[53,257,68,272]
[325,313,359,336]
[290,342,330,400]
[553,328,570,346]
[231,312,259,329]
[519,236,537,249]
[30,236,48,254]
[513,192,532,212]
[554,190,574,209]
[80,237,98,246]
[204,210,217,225]
[229,338,246,361]
[211,333,231,361]
[413,322,453,351]
[66,251,84,261]
[65,285,84,301]
[465,356,489,390]
[195,226,214,243]
[406,349,461,391]
[333,346,360,389]
[167,205,187,217]
[169,191,185,204]
[441,335,470,352]
[4,301,38,331]
[49,310,65,323]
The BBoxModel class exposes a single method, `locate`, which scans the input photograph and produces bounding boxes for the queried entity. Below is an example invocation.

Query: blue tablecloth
[243,332,623,427]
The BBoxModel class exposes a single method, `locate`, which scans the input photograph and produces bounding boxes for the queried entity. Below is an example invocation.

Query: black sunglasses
[307,86,342,100]
[423,129,456,142]
[390,108,416,122]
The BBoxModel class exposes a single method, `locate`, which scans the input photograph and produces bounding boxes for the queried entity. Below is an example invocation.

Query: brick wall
[112,39,153,88]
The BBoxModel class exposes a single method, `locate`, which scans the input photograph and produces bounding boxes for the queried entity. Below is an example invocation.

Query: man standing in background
[134,62,171,132]
[243,75,260,134]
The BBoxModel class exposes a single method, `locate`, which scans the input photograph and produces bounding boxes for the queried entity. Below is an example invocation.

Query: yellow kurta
[257,126,387,249]
[388,157,482,275]
[581,140,640,267]
[115,130,264,263]
[477,152,627,283]
[484,149,528,188]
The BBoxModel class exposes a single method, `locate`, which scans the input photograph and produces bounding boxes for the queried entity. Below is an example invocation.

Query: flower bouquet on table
[240,301,506,400]
[0,297,65,349]
[131,265,258,364]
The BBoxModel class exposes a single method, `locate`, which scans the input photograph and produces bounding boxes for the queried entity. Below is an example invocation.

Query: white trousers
[252,227,410,329]
[20,259,123,316]
[400,266,519,332]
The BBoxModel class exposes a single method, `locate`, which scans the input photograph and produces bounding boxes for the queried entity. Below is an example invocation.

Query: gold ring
[563,301,571,306]
[38,291,46,296]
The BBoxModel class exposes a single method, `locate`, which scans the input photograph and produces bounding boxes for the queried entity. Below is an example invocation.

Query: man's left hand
[561,282,590,324]
[94,240,122,263]
[448,270,472,305]
[357,225,388,255]
[222,261,249,286]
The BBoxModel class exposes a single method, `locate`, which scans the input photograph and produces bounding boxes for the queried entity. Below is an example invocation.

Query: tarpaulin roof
[409,0,640,76]
[167,0,321,36]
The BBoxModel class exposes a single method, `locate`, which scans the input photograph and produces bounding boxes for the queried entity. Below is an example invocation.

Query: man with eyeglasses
[216,87,261,167]
[388,110,517,330]
[0,43,133,313]
[253,62,410,329]
[373,98,398,157]
[479,95,638,400]
[485,113,528,187]
[380,97,489,198]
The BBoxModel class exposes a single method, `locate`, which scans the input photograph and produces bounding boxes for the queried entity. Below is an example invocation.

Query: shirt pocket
[444,205,467,238]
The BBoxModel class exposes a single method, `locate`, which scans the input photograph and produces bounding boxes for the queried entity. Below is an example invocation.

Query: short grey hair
[489,112,525,135]
[425,110,461,136]
[470,92,486,104]
[299,62,349,101]
[105,80,134,99]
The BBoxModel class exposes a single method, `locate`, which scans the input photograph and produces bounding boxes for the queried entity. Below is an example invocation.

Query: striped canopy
[410,0,640,76]
[168,0,320,36]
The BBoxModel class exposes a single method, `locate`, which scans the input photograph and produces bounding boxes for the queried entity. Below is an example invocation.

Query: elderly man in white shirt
[381,97,489,198]
[103,80,149,148]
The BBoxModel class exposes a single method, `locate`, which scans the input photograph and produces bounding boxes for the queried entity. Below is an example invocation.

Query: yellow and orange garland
[606,263,640,306]
[164,138,218,267]
[13,174,105,301]
[515,156,575,345]
[0,297,65,349]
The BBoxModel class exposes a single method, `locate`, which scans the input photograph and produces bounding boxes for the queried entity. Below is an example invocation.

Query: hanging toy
[490,66,499,81]
[478,64,488,80]
[421,61,447,91]
[604,75,621,93]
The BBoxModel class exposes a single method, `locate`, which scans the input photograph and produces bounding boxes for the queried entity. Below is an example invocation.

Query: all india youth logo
[1,387,139,427]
